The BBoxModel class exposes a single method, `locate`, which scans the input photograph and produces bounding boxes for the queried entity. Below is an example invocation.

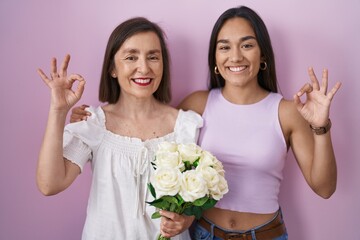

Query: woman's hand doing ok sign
[37,54,85,112]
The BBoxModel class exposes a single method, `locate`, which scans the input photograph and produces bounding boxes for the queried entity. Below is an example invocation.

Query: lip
[227,66,247,72]
[132,77,153,86]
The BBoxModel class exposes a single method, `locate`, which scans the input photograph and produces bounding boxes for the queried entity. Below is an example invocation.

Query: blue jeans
[191,210,288,240]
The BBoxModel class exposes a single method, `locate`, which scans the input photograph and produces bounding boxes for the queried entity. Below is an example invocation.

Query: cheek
[215,53,227,67]
[153,64,164,77]
[252,59,261,71]
[115,64,131,76]
[215,53,222,65]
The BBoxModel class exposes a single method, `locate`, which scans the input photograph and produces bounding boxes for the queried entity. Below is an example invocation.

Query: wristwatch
[310,119,332,135]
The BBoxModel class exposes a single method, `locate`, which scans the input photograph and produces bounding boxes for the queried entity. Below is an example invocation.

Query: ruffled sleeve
[63,106,105,172]
[174,110,203,144]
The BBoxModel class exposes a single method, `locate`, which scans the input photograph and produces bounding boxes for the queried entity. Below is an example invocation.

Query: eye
[218,45,230,51]
[241,43,254,49]
[125,55,137,61]
[148,55,160,61]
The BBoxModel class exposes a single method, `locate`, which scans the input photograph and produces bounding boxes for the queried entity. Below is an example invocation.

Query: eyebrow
[217,35,256,44]
[122,48,161,54]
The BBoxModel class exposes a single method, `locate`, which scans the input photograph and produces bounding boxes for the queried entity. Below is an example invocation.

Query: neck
[222,84,269,105]
[109,94,161,119]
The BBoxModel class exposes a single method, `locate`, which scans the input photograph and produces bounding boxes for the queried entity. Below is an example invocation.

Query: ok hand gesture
[37,54,85,112]
[294,67,341,127]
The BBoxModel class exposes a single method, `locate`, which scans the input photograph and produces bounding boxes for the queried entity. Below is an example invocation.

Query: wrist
[310,119,332,135]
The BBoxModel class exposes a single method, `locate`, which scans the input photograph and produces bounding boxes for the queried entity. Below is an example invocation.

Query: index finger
[160,210,178,220]
[327,82,342,101]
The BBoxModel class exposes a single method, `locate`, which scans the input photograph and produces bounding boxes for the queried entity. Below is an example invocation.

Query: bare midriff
[202,207,277,231]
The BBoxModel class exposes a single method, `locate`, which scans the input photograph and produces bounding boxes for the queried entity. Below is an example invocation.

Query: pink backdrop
[1,0,359,239]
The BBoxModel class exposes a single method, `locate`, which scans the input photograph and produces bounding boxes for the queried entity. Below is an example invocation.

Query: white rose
[152,167,182,198]
[209,174,229,201]
[155,151,185,171]
[196,165,220,193]
[198,151,217,167]
[212,159,225,177]
[157,141,178,152]
[179,170,208,202]
[177,143,202,165]
[198,151,225,176]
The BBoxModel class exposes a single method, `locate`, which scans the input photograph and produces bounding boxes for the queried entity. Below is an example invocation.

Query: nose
[230,48,243,62]
[137,57,150,74]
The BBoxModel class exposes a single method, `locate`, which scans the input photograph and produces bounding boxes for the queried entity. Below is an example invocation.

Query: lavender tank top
[198,89,287,214]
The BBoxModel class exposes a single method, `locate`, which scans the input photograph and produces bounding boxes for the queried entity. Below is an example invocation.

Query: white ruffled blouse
[63,106,203,240]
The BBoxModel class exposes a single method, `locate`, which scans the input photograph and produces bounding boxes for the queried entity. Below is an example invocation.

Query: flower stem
[157,234,170,240]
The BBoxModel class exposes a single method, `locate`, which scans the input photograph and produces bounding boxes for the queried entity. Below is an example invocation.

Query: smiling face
[215,17,262,89]
[112,31,163,100]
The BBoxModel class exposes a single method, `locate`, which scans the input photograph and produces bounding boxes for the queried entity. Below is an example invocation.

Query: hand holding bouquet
[147,142,228,240]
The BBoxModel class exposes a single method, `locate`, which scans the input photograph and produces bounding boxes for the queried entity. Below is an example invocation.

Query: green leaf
[182,205,202,219]
[184,161,191,170]
[193,196,209,206]
[183,206,195,216]
[151,211,161,219]
[161,196,179,205]
[147,183,156,199]
[147,198,170,210]
[201,198,217,210]
[188,206,203,219]
[183,202,193,210]
[169,203,178,212]
[161,202,170,210]
[193,158,200,168]
[176,194,185,205]
[146,197,163,205]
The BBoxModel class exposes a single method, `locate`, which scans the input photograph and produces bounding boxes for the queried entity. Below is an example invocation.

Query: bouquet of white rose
[147,141,228,240]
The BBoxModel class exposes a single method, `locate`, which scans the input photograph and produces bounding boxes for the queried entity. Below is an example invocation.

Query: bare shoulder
[279,98,297,115]
[177,90,210,115]
[279,98,308,137]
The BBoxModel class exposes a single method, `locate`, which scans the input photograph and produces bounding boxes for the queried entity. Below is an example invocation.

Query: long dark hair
[99,17,171,103]
[208,6,278,93]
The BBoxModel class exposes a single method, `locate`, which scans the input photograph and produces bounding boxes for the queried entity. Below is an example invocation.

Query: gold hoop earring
[214,66,220,74]
[260,62,267,71]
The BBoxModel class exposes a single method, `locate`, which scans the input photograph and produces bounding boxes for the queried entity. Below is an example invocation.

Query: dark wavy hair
[99,17,171,103]
[208,6,278,93]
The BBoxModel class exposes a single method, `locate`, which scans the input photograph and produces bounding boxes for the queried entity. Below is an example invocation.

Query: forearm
[310,132,337,198]
[37,109,69,195]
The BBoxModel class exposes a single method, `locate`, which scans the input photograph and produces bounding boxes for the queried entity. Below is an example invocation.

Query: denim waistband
[198,208,286,239]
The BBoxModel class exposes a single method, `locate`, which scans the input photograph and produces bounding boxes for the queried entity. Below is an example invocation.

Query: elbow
[313,182,337,199]
[310,171,337,199]
[38,186,58,196]
[36,177,60,196]
[37,183,57,196]
[317,191,334,199]
[318,186,336,199]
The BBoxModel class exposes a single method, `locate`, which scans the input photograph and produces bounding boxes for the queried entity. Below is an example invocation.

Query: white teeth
[133,78,151,83]
[229,66,246,72]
